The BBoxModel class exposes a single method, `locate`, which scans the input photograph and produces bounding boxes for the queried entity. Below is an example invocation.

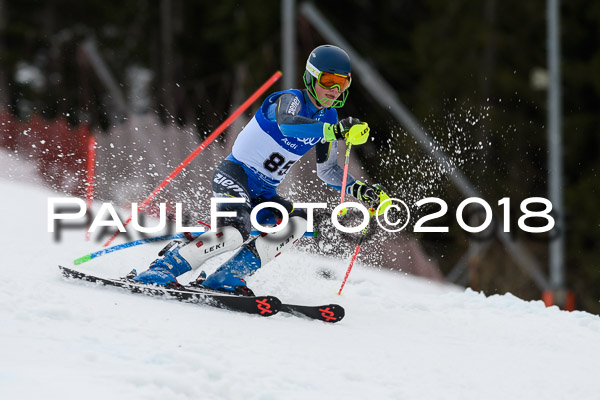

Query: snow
[1,177,600,400]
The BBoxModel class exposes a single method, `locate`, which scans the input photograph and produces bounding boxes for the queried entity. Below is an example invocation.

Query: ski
[58,265,281,317]
[281,303,345,323]
[59,265,345,323]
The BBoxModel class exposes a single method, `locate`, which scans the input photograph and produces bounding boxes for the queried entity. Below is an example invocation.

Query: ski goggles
[306,61,351,92]
[316,71,352,92]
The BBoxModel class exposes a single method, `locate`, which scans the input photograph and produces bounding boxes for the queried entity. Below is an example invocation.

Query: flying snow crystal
[381,103,491,207]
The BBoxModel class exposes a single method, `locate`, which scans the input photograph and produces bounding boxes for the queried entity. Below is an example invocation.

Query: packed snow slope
[1,177,600,400]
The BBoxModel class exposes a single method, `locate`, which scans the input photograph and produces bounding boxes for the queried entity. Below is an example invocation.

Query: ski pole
[338,207,376,295]
[338,142,352,215]
[76,233,186,264]
[76,230,317,265]
[103,70,282,247]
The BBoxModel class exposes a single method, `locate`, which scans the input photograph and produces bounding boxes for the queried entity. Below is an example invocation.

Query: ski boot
[200,215,309,296]
[200,246,260,296]
[130,241,191,288]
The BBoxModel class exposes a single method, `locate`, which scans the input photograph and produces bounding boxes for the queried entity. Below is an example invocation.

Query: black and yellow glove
[323,117,370,145]
[347,181,391,215]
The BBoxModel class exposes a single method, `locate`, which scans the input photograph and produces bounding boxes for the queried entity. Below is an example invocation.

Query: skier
[132,44,389,295]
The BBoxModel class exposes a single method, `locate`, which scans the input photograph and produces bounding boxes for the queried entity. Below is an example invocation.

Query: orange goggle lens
[317,71,351,91]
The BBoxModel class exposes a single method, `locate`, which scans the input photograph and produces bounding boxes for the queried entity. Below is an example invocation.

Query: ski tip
[280,303,345,323]
[320,304,345,323]
[58,265,76,279]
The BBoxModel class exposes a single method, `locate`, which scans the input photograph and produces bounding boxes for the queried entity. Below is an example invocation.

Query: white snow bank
[0,177,599,400]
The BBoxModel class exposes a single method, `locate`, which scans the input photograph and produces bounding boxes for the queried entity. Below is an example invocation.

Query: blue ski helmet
[303,45,352,108]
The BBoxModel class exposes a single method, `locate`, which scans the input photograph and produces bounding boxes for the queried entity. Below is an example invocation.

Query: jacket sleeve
[270,93,325,139]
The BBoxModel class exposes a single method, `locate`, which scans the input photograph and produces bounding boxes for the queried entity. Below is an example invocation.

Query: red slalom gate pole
[103,71,282,247]
[85,133,96,241]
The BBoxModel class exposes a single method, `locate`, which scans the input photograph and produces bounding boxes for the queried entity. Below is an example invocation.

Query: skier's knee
[217,203,252,241]
[252,215,308,264]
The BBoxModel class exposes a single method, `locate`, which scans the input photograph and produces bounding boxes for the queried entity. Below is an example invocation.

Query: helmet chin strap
[313,88,347,109]
[312,81,337,109]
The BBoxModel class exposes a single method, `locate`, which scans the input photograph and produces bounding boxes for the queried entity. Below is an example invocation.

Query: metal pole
[282,0,296,89]
[81,39,129,116]
[300,2,551,290]
[0,0,8,108]
[547,0,565,291]
[161,0,175,116]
